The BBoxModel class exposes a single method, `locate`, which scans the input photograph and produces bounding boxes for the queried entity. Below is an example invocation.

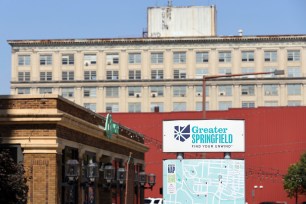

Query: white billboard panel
[163,120,245,152]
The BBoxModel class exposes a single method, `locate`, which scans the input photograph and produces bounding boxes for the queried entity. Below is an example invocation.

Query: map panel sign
[163,159,245,204]
[163,120,245,152]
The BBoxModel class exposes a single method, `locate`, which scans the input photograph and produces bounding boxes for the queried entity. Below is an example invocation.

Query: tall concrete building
[8,5,306,113]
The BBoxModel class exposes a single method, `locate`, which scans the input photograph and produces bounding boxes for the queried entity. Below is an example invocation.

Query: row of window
[17,50,301,66]
[80,99,302,113]
[17,66,301,82]
[17,84,303,97]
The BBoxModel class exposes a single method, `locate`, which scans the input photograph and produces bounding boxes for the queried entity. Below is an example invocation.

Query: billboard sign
[163,120,245,152]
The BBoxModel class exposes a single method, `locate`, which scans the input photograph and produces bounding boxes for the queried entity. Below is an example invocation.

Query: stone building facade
[8,34,306,113]
[0,95,148,204]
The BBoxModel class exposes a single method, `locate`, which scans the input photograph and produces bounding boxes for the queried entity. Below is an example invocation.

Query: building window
[62,71,74,81]
[195,85,209,97]
[264,51,277,62]
[84,71,96,80]
[106,70,119,80]
[264,101,278,107]
[150,102,164,112]
[151,52,163,64]
[287,84,301,95]
[18,55,30,66]
[218,51,231,62]
[17,88,30,94]
[62,54,74,65]
[84,103,96,112]
[84,54,97,66]
[128,86,141,97]
[218,85,232,96]
[195,68,208,79]
[150,86,164,97]
[128,53,141,64]
[83,87,96,98]
[106,103,119,112]
[129,70,141,80]
[287,67,301,77]
[61,88,74,98]
[173,69,186,79]
[264,84,279,96]
[263,67,278,78]
[218,68,231,75]
[241,67,255,78]
[218,101,232,110]
[173,52,186,64]
[173,86,186,97]
[106,87,119,97]
[151,70,164,80]
[40,54,52,65]
[173,102,186,111]
[196,102,209,111]
[106,53,119,65]
[39,87,52,94]
[18,72,30,81]
[196,52,209,63]
[242,101,255,108]
[287,50,300,61]
[241,85,255,96]
[288,101,301,106]
[40,72,52,81]
[128,103,141,112]
[242,51,254,62]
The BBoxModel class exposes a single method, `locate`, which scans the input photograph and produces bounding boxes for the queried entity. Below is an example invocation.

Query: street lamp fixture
[66,159,80,182]
[139,171,147,186]
[202,69,285,119]
[147,173,156,188]
[86,160,99,183]
[117,168,126,184]
[104,165,115,184]
[138,171,156,190]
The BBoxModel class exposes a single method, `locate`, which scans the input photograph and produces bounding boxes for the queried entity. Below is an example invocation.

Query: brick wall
[24,154,58,204]
[0,98,57,109]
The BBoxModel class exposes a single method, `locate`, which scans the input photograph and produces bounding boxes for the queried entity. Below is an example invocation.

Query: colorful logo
[174,125,190,142]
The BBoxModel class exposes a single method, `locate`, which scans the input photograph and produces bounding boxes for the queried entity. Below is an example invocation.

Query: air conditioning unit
[84,60,90,66]
[135,93,141,98]
[107,61,112,65]
[219,91,226,96]
[181,94,185,97]
[197,92,202,96]
[265,91,271,95]
[242,91,248,95]
[151,92,157,97]
[112,76,118,80]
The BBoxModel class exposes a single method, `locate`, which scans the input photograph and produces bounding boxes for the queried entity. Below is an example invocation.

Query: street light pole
[202,69,284,159]
[202,69,285,119]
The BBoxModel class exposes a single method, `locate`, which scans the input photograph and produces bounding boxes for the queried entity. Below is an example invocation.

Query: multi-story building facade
[9,35,306,112]
[8,6,306,113]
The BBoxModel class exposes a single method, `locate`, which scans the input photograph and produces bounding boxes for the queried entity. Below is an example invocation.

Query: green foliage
[0,149,28,204]
[283,152,306,203]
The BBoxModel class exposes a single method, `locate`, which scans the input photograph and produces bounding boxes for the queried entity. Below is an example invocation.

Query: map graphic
[163,159,245,204]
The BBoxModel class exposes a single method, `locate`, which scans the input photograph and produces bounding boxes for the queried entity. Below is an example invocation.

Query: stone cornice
[0,108,148,153]
[7,34,306,47]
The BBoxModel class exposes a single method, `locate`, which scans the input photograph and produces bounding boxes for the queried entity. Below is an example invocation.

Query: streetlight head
[104,165,115,183]
[66,159,80,182]
[274,70,285,75]
[117,168,126,184]
[87,160,99,182]
[139,171,147,186]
